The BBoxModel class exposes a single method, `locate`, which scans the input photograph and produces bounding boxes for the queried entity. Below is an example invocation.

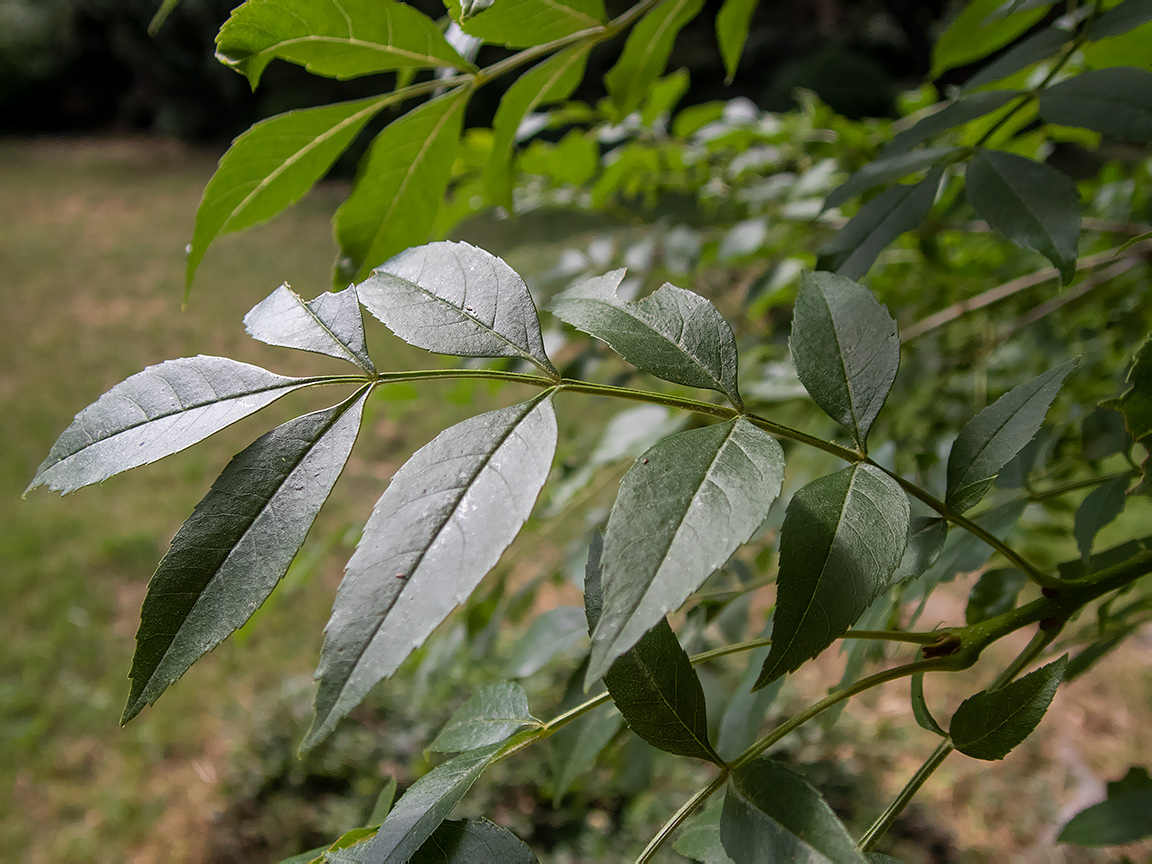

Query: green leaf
[715,0,759,82]
[910,673,947,737]
[1103,335,1152,491]
[1059,767,1152,846]
[358,240,556,376]
[717,628,779,760]
[720,758,867,864]
[148,0,181,35]
[122,386,369,724]
[446,0,605,47]
[306,395,558,750]
[503,606,588,678]
[867,856,907,863]
[334,88,469,285]
[964,27,1070,91]
[945,361,1076,514]
[1088,0,1152,39]
[965,149,1081,283]
[365,743,503,863]
[368,778,398,825]
[790,271,900,448]
[641,69,691,126]
[817,171,941,281]
[754,464,909,689]
[245,283,375,374]
[550,700,623,801]
[550,270,743,407]
[584,531,722,764]
[1074,476,1129,559]
[893,517,948,583]
[321,827,377,861]
[965,567,1028,623]
[882,92,1022,156]
[675,798,736,864]
[185,96,389,292]
[931,0,1049,77]
[1039,67,1152,142]
[825,147,960,209]
[428,682,537,754]
[216,0,472,87]
[950,655,1067,760]
[587,419,784,682]
[410,819,537,863]
[485,45,590,208]
[27,356,318,495]
[604,0,705,118]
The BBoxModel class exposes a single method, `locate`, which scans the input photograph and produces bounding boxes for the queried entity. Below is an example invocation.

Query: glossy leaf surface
[755,464,909,689]
[790,271,900,448]
[428,682,537,753]
[604,0,705,117]
[965,149,1081,283]
[950,655,1067,760]
[216,0,472,86]
[550,270,743,407]
[245,283,375,374]
[446,0,605,48]
[358,241,555,375]
[334,89,468,284]
[946,361,1076,514]
[588,419,784,682]
[306,396,557,749]
[28,356,315,495]
[720,758,867,864]
[123,387,368,723]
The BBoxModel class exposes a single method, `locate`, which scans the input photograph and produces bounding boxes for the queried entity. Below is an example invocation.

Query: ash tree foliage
[27,0,1152,860]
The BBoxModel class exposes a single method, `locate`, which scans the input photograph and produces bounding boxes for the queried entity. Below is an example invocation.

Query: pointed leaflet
[587,419,784,683]
[675,799,736,864]
[1074,476,1129,559]
[486,45,589,208]
[893,517,948,583]
[946,361,1076,514]
[584,530,722,764]
[306,395,557,750]
[754,464,909,690]
[122,386,369,723]
[790,271,900,449]
[930,0,1049,77]
[445,0,605,48]
[550,270,743,407]
[216,0,473,87]
[245,284,375,374]
[965,149,1081,284]
[27,356,321,495]
[720,758,867,864]
[1059,767,1152,846]
[1088,0,1152,39]
[409,819,537,864]
[716,0,758,81]
[1039,67,1152,142]
[335,88,469,285]
[825,147,960,209]
[964,27,1070,91]
[910,673,947,737]
[357,241,556,375]
[950,655,1067,760]
[364,743,503,864]
[428,682,537,753]
[881,91,1023,156]
[817,171,940,282]
[604,0,705,118]
[186,96,390,292]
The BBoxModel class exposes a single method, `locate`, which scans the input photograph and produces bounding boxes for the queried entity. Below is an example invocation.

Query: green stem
[1025,470,1135,503]
[634,769,731,864]
[857,740,954,853]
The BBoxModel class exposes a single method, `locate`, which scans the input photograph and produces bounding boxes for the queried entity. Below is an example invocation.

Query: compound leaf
[410,819,537,864]
[946,361,1076,514]
[186,96,389,293]
[825,147,959,209]
[604,0,705,118]
[882,92,1022,156]
[965,149,1081,283]
[790,271,900,449]
[305,395,557,750]
[716,0,759,82]
[720,758,867,864]
[1058,767,1152,846]
[122,386,370,723]
[334,88,469,285]
[428,682,537,754]
[550,270,743,407]
[446,0,606,48]
[358,240,555,375]
[28,356,318,495]
[754,464,909,689]
[1073,476,1129,559]
[587,419,784,682]
[1039,67,1152,142]
[245,283,375,374]
[216,0,472,87]
[951,655,1067,760]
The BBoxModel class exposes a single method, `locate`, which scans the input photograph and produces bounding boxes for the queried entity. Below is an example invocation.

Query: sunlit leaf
[305,395,557,750]
[715,0,759,82]
[604,0,705,118]
[245,283,375,374]
[446,0,606,48]
[122,386,369,723]
[931,0,1049,77]
[428,682,537,754]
